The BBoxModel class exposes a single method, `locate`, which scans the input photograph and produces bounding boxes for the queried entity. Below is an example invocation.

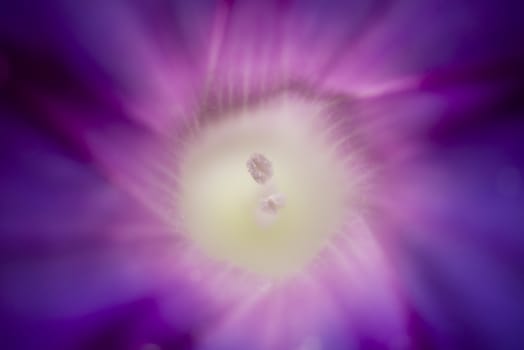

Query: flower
[0,1,523,349]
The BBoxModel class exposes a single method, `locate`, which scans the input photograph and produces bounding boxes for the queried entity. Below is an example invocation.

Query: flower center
[177,93,350,277]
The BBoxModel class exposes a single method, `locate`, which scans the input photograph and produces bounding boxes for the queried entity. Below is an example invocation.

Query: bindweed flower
[1,1,524,349]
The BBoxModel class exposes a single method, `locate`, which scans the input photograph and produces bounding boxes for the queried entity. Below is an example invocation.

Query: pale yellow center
[177,94,349,277]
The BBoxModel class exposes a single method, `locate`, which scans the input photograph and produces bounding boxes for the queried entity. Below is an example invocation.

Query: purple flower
[1,1,523,349]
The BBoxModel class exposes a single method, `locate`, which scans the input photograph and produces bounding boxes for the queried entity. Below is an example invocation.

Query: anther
[247,153,273,184]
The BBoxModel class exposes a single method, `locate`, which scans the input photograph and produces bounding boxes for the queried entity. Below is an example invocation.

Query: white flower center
[177,93,352,277]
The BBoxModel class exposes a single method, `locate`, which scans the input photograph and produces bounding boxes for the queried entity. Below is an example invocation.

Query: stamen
[247,153,273,184]
[255,192,287,228]
[247,153,286,227]
[260,193,286,214]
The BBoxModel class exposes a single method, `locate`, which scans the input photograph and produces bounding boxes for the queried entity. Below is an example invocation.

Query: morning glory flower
[0,1,523,350]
